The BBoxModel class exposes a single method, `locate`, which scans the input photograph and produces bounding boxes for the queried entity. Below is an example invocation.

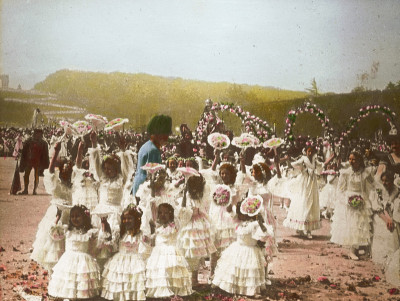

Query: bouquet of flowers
[232,133,260,148]
[212,184,231,207]
[320,170,337,175]
[240,195,263,216]
[176,167,200,179]
[72,120,92,136]
[85,113,108,131]
[207,133,230,149]
[263,137,284,149]
[348,194,364,209]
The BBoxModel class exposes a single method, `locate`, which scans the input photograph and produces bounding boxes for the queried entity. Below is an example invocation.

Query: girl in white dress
[178,174,216,286]
[212,196,273,297]
[283,146,333,239]
[31,142,73,272]
[208,157,241,279]
[370,171,400,269]
[101,204,151,301]
[319,163,338,219]
[48,205,102,300]
[330,150,375,260]
[88,131,133,268]
[136,167,177,236]
[146,202,192,298]
[241,157,279,285]
[72,141,99,211]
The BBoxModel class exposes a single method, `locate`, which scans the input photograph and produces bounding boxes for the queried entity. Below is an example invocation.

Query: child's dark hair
[252,163,271,183]
[381,170,395,182]
[102,154,122,174]
[59,159,74,180]
[187,174,205,199]
[120,204,143,237]
[219,163,237,185]
[68,205,92,232]
[157,203,174,222]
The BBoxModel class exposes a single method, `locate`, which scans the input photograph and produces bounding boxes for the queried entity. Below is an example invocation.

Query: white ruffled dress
[48,226,101,299]
[283,155,323,231]
[319,173,338,210]
[243,177,278,259]
[71,166,99,211]
[88,146,133,228]
[146,222,192,298]
[137,183,178,236]
[330,167,375,247]
[177,196,217,259]
[212,220,272,296]
[101,231,152,301]
[31,169,72,271]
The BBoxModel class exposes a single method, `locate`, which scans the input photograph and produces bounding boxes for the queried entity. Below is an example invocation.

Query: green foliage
[1,70,399,140]
[32,70,307,131]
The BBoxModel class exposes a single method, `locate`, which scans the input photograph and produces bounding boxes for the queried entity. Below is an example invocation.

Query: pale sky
[2,0,400,93]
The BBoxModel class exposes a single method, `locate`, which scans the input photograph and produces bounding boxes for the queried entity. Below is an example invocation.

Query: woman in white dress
[370,171,400,269]
[330,150,375,260]
[283,146,333,239]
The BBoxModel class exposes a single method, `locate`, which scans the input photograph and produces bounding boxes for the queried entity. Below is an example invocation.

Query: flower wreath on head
[103,153,121,164]
[255,163,267,180]
[240,195,263,216]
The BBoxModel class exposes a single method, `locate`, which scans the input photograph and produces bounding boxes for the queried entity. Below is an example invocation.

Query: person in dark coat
[19,128,49,195]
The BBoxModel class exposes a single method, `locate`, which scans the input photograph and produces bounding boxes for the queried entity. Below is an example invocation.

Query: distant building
[0,75,9,89]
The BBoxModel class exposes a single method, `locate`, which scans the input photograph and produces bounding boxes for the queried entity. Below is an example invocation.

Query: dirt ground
[0,157,399,301]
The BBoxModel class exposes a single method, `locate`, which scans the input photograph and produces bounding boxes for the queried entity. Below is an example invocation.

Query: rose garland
[195,101,273,148]
[284,100,333,141]
[339,104,397,143]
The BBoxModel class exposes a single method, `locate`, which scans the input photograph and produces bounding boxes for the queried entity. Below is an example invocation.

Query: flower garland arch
[339,104,397,142]
[284,101,333,141]
[195,100,273,148]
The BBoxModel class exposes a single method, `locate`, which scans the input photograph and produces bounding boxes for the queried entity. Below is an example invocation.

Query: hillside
[1,70,399,138]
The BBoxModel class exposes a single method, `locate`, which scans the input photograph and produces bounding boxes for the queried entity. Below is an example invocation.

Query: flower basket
[72,120,92,136]
[263,137,284,149]
[176,167,200,179]
[104,118,129,131]
[232,133,260,148]
[141,163,165,174]
[207,133,230,149]
[85,114,108,131]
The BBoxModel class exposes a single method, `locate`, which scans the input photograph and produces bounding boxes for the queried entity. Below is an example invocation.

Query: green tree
[306,78,320,96]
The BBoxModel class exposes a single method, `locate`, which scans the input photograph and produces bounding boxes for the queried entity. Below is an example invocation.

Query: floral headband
[103,154,121,164]
[240,195,263,217]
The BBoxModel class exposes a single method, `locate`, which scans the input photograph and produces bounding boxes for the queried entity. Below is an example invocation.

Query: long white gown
[370,186,400,267]
[330,166,375,246]
[283,155,322,231]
